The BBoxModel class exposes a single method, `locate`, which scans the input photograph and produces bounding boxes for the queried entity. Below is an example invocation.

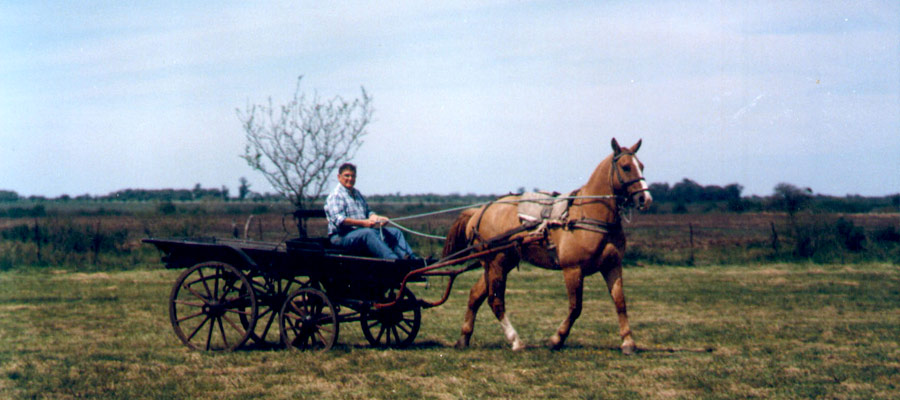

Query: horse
[442,138,652,354]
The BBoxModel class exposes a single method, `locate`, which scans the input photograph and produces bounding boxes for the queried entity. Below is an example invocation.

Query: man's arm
[325,195,386,229]
[342,214,387,228]
[346,190,387,228]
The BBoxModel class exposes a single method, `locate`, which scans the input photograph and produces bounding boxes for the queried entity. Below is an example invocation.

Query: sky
[2,0,898,199]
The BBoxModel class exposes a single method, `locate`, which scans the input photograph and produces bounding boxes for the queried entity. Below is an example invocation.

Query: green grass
[1,263,898,399]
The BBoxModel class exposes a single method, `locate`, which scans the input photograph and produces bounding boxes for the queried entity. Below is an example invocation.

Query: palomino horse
[443,138,652,353]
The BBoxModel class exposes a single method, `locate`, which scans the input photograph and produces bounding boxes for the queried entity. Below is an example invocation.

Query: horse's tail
[442,208,476,258]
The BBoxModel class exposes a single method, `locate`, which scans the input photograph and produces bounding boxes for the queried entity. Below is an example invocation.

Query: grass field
[1,262,898,399]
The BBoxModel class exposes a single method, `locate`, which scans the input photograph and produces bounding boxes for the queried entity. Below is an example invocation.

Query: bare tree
[238,76,373,237]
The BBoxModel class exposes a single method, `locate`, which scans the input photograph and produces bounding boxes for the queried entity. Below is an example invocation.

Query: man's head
[338,163,357,190]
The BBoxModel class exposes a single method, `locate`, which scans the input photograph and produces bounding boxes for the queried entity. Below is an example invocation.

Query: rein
[379,152,649,240]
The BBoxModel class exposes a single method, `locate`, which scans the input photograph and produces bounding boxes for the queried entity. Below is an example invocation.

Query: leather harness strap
[475,221,540,251]
[567,217,621,234]
[470,200,540,250]
[564,187,621,235]
[470,200,494,246]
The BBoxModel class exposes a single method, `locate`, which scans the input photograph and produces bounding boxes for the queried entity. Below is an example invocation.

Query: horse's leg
[549,266,583,350]
[455,265,487,349]
[602,263,636,355]
[486,253,524,351]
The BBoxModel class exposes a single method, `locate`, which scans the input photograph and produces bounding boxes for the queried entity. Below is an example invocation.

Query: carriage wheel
[242,275,313,349]
[360,289,421,349]
[279,288,338,351]
[169,261,256,351]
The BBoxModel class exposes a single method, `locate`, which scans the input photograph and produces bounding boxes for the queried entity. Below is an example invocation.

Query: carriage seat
[284,236,401,259]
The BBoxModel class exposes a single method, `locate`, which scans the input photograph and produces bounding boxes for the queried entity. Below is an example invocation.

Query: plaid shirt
[324,184,372,236]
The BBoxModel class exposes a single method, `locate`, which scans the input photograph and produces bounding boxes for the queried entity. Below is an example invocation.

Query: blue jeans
[330,227,415,260]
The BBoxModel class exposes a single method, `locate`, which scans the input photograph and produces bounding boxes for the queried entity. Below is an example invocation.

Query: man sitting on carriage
[324,163,418,260]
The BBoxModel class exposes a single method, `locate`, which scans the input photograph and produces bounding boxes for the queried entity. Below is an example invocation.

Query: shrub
[873,226,900,243]
[782,215,891,263]
[1,205,47,218]
[835,217,866,252]
[726,198,746,213]
[158,202,177,215]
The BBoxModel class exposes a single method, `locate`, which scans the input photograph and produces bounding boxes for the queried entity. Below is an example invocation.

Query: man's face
[338,169,356,190]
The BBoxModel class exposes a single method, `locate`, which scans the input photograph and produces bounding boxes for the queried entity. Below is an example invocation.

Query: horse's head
[610,138,653,211]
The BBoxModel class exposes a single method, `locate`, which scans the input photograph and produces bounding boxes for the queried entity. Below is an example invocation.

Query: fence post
[770,221,779,254]
[243,215,254,240]
[688,223,695,266]
[92,220,101,265]
[33,218,42,263]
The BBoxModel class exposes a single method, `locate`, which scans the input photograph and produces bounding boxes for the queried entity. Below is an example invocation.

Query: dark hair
[338,163,356,174]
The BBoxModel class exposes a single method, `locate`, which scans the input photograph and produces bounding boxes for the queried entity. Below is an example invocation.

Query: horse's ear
[611,138,622,155]
[632,139,642,153]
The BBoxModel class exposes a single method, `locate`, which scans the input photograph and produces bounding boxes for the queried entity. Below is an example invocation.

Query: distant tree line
[0,179,265,203]
[648,179,743,203]
[0,186,498,206]
[0,190,23,202]
[2,180,898,215]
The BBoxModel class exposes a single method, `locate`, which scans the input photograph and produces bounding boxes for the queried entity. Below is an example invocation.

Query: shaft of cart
[374,235,543,310]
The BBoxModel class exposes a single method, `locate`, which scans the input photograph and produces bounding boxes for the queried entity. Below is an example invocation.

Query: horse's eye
[622,165,632,172]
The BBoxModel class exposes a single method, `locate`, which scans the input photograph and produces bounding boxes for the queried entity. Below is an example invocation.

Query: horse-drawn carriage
[146,138,652,353]
[144,211,540,352]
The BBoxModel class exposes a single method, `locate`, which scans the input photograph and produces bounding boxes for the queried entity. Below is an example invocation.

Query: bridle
[564,150,650,233]
[610,151,650,206]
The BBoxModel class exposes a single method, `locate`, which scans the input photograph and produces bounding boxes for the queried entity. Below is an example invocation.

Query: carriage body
[144,234,425,352]
[145,236,416,298]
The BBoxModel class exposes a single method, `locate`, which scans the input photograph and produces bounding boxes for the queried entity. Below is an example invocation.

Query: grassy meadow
[1,262,898,399]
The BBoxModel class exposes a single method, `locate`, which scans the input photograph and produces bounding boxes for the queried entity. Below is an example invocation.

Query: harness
[468,150,648,262]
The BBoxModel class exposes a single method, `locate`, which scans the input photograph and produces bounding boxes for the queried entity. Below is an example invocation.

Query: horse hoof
[622,342,636,355]
[548,334,565,350]
[454,339,469,349]
[512,340,526,351]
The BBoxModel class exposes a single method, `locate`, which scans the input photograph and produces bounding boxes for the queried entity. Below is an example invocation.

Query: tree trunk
[294,201,308,238]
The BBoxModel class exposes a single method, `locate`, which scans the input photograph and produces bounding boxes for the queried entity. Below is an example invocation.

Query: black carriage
[144,232,441,351]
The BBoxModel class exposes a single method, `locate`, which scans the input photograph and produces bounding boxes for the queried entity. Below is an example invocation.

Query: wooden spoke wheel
[360,289,421,349]
[169,261,256,351]
[242,275,313,349]
[279,288,338,351]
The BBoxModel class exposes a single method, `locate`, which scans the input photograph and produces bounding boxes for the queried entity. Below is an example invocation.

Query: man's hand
[368,214,389,228]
